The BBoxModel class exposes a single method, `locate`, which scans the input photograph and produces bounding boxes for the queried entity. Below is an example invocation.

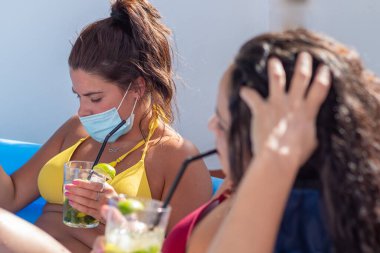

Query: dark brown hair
[69,0,175,129]
[228,29,380,252]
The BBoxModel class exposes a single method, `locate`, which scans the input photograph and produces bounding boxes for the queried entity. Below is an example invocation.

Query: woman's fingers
[67,180,115,200]
[64,181,117,220]
[306,65,331,118]
[288,52,313,102]
[67,193,113,221]
[68,198,100,220]
[65,184,98,201]
[100,205,110,220]
[91,236,106,253]
[268,58,286,101]
[72,179,104,192]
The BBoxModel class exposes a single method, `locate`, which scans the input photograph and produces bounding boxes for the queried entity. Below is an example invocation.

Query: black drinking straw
[161,149,217,208]
[87,120,126,180]
[151,149,217,229]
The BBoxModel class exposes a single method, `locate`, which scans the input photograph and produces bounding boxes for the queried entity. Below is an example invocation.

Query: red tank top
[162,190,230,253]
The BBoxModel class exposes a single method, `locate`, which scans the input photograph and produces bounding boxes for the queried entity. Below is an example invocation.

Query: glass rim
[64,160,94,165]
[109,194,171,213]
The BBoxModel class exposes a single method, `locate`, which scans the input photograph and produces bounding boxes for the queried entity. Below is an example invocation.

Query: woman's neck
[116,104,155,144]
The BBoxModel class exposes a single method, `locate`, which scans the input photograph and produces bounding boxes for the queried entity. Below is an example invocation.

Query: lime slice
[104,243,125,253]
[117,199,144,215]
[93,163,116,180]
[76,212,86,218]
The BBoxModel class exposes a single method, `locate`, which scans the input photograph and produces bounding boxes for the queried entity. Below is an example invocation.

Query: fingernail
[72,180,80,185]
[318,65,331,85]
[300,52,312,70]
[271,58,283,74]
[64,191,70,196]
[64,185,71,190]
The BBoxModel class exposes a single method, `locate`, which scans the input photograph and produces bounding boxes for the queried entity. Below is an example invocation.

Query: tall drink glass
[63,161,106,228]
[105,195,171,253]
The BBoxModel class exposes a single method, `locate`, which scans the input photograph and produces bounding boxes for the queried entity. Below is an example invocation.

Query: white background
[1,0,379,169]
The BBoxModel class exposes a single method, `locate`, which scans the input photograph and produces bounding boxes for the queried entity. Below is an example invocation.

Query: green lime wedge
[117,199,144,215]
[93,163,116,180]
[76,212,86,218]
[104,243,125,253]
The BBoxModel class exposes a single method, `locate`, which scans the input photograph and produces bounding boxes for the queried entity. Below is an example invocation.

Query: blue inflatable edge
[211,176,223,195]
[0,138,46,223]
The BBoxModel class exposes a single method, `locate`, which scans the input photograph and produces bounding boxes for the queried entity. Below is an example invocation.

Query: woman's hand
[64,180,117,221]
[240,52,331,171]
[91,235,106,253]
[90,205,123,253]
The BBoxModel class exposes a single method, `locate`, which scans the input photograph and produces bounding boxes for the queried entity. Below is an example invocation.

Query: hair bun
[110,0,132,34]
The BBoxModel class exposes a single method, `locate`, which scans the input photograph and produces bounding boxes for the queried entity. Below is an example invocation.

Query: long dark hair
[69,0,175,130]
[228,29,380,252]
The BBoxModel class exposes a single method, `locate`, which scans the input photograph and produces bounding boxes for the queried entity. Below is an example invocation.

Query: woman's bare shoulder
[55,115,88,150]
[148,125,200,167]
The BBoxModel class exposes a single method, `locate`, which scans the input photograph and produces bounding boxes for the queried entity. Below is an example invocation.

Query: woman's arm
[0,116,83,211]
[0,208,70,253]
[208,53,331,253]
[208,150,298,253]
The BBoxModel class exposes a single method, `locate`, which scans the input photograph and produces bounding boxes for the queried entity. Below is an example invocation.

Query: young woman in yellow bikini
[0,1,212,252]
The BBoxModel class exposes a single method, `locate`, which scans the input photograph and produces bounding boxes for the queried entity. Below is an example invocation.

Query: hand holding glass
[63,161,106,228]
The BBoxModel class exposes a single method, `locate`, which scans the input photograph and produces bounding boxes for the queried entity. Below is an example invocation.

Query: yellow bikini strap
[141,118,159,161]
[109,118,159,167]
[109,139,145,167]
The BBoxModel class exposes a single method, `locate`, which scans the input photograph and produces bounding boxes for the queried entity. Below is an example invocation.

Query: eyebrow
[72,87,103,97]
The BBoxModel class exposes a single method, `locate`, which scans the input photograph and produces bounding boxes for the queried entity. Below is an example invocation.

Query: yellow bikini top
[37,119,159,204]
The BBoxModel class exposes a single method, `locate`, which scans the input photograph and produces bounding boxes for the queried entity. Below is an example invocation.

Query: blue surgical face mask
[79,84,138,143]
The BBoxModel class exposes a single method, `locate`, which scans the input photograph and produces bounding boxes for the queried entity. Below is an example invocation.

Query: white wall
[154,0,268,168]
[1,0,379,169]
[0,0,267,169]
[0,0,109,141]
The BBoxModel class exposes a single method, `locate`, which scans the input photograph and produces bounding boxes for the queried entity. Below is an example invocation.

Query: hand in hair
[240,52,331,170]
[208,52,331,253]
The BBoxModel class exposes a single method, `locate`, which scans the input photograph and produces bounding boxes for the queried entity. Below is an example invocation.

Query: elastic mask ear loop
[119,97,138,124]
[130,98,138,115]
[117,82,133,111]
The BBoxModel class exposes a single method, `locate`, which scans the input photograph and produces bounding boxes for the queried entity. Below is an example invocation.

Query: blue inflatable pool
[0,139,46,223]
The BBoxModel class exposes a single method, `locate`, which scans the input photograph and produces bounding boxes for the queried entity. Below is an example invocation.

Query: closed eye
[72,87,103,102]
[91,97,102,103]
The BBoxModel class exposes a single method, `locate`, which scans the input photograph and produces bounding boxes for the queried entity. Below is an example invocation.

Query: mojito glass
[63,161,106,228]
[105,195,171,253]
